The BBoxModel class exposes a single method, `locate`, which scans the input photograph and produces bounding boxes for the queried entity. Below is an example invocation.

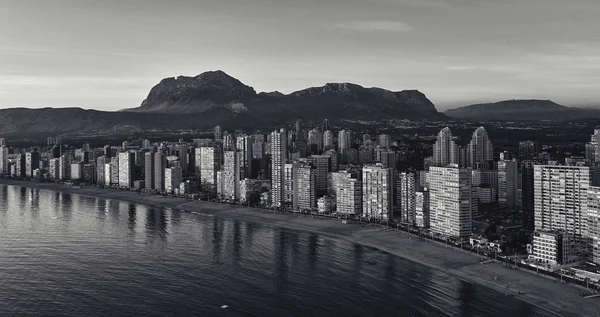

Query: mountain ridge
[444,99,600,121]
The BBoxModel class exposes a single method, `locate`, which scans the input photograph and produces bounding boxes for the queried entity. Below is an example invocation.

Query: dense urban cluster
[3,120,600,281]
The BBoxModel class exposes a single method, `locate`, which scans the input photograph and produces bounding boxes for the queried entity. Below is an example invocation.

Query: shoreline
[1,179,597,316]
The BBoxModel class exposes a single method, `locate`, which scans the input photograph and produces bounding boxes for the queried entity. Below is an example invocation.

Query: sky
[0,0,599,111]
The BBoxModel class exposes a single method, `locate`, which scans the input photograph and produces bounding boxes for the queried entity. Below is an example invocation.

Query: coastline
[1,179,596,317]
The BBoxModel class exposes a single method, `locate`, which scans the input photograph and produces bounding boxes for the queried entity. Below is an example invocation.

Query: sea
[0,184,558,316]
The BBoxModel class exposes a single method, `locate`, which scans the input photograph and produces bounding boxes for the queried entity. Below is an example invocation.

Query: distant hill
[123,70,446,121]
[444,100,600,121]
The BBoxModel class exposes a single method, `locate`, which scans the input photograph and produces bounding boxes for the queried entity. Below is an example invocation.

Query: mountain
[124,70,445,122]
[0,71,445,136]
[444,100,600,121]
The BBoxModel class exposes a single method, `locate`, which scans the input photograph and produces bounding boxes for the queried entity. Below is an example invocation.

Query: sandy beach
[1,179,597,317]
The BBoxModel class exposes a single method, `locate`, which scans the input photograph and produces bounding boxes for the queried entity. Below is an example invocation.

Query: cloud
[334,21,413,32]
[445,66,476,71]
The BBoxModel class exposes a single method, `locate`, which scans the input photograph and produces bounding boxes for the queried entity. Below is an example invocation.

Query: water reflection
[273,229,290,294]
[212,218,223,261]
[232,220,242,267]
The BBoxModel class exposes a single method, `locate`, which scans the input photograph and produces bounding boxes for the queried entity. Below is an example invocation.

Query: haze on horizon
[1,0,599,112]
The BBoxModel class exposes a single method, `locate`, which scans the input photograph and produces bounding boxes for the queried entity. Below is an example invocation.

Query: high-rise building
[521,160,536,229]
[498,159,519,210]
[362,163,393,220]
[428,165,474,238]
[295,119,302,134]
[165,166,183,194]
[293,162,317,211]
[322,119,331,133]
[223,150,240,201]
[534,165,593,240]
[0,145,8,175]
[307,155,330,195]
[25,150,40,178]
[270,128,287,207]
[378,134,390,149]
[214,125,222,141]
[96,156,107,185]
[70,163,83,180]
[587,186,600,264]
[307,128,323,154]
[144,152,155,189]
[154,152,166,191]
[467,127,494,169]
[519,140,538,162]
[432,127,458,167]
[398,172,417,224]
[236,135,253,180]
[200,146,222,194]
[284,163,295,208]
[586,128,600,165]
[415,189,430,228]
[331,170,362,215]
[49,158,60,180]
[60,153,72,180]
[323,130,334,150]
[338,130,351,165]
[118,152,135,188]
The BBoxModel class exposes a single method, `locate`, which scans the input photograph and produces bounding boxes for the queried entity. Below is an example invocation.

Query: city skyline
[1,0,600,111]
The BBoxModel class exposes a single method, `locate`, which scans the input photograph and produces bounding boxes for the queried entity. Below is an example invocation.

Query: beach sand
[1,179,596,317]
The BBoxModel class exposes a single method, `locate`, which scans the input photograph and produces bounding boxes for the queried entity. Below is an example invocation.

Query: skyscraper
[534,165,593,239]
[398,172,417,224]
[0,145,8,175]
[467,127,494,169]
[331,170,362,215]
[587,186,600,264]
[165,166,183,194]
[25,150,40,178]
[432,127,458,167]
[415,190,430,228]
[307,128,323,154]
[338,130,351,165]
[144,152,155,189]
[200,146,222,194]
[307,155,330,195]
[118,151,135,188]
[223,150,240,201]
[293,162,317,211]
[323,130,334,150]
[214,125,222,141]
[270,128,287,207]
[519,140,538,162]
[586,128,600,165]
[154,152,166,191]
[498,159,518,210]
[378,134,390,149]
[322,119,331,133]
[521,160,536,229]
[362,163,393,220]
[428,165,474,238]
[236,134,253,180]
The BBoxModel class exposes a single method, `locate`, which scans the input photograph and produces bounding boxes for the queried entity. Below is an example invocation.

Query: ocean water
[0,185,555,316]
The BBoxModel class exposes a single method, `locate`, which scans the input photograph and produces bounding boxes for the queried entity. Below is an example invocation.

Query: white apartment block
[427,165,474,238]
[270,128,287,207]
[362,164,393,220]
[331,170,362,215]
[415,190,430,228]
[397,172,417,224]
[587,186,600,265]
[223,150,240,201]
[534,165,592,239]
